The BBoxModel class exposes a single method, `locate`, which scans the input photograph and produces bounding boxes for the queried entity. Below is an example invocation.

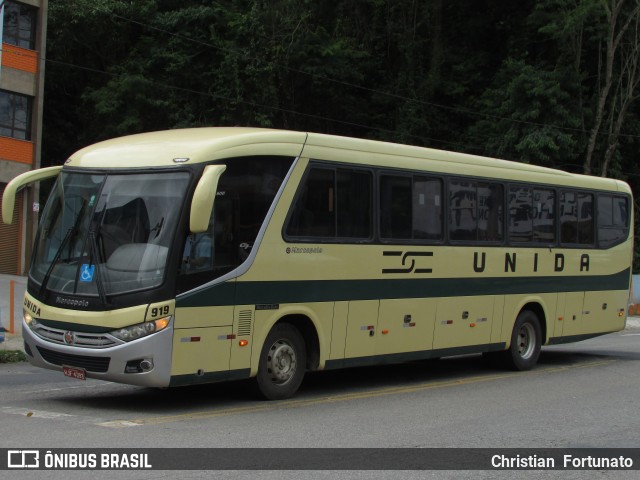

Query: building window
[2,1,37,50]
[0,90,32,140]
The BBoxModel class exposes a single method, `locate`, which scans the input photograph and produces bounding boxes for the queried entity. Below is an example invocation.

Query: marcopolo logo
[286,246,323,255]
[8,450,39,469]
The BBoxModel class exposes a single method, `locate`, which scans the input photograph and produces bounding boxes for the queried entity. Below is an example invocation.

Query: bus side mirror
[2,166,63,225]
[190,164,227,233]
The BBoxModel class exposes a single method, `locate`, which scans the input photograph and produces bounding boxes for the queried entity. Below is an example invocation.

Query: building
[0,0,47,274]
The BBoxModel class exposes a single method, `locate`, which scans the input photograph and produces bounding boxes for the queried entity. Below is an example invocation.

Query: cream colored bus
[2,128,633,399]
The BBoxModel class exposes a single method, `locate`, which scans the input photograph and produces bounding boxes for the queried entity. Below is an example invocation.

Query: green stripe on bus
[176,268,631,308]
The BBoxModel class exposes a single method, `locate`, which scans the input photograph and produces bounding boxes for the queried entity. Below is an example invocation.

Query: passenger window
[560,190,594,245]
[286,168,335,238]
[450,180,502,242]
[509,186,532,243]
[578,192,594,244]
[380,175,443,241]
[286,166,372,240]
[337,169,372,238]
[380,175,411,239]
[449,180,477,241]
[414,177,443,240]
[478,182,503,242]
[598,194,630,248]
[533,189,555,243]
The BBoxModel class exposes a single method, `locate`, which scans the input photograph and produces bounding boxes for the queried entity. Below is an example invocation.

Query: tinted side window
[337,169,372,238]
[533,189,555,243]
[509,186,532,243]
[478,183,503,242]
[286,168,335,238]
[414,177,443,240]
[380,175,443,241]
[380,176,412,239]
[286,166,372,240]
[598,194,630,248]
[560,191,594,245]
[449,180,477,241]
[450,180,502,242]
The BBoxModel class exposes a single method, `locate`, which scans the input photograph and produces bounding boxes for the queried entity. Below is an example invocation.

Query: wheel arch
[518,301,548,345]
[250,307,324,377]
[277,314,321,372]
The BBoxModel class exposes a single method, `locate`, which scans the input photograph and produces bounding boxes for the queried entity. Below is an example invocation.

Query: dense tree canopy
[43,0,640,266]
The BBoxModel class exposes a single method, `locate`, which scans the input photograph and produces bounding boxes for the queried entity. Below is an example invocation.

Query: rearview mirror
[189,165,227,233]
[2,166,62,224]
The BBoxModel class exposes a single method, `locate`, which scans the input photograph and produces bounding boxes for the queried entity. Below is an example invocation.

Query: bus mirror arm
[189,164,227,233]
[2,166,62,225]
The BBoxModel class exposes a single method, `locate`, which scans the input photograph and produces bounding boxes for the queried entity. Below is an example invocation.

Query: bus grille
[33,324,117,348]
[37,347,111,373]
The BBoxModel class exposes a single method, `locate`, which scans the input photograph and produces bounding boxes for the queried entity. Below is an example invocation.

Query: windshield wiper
[38,203,86,297]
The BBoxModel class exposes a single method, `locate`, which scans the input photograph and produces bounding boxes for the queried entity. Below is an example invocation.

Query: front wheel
[255,323,306,400]
[504,310,542,371]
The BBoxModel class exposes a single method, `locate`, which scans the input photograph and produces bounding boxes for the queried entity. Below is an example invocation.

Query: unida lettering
[23,298,41,317]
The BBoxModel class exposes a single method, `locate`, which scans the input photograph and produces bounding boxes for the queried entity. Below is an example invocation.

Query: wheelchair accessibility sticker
[80,264,95,282]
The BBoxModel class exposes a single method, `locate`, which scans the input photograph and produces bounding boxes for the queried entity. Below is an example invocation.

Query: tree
[583,0,640,176]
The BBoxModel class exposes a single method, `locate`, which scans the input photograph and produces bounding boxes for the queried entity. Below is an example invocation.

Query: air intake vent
[37,347,110,373]
[238,310,252,336]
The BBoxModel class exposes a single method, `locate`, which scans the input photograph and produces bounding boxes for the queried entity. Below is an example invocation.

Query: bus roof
[65,127,629,193]
[66,127,308,168]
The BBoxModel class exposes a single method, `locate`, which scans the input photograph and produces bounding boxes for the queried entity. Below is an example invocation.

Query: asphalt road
[1,328,639,479]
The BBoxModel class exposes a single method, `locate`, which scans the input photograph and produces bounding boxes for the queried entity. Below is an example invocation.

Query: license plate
[62,365,86,381]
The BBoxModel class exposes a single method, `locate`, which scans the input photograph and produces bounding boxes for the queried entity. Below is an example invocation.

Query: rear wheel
[255,323,306,400]
[504,310,541,371]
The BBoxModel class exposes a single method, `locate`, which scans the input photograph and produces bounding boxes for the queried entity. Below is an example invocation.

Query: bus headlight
[111,317,171,342]
[24,314,40,331]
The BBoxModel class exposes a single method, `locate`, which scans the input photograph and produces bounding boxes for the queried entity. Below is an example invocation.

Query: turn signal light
[239,340,249,347]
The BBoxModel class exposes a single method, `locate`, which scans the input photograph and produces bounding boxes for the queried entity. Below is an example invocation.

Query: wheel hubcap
[266,339,297,385]
[517,323,536,359]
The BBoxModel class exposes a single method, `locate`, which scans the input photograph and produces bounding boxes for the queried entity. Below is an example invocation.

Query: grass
[0,350,27,363]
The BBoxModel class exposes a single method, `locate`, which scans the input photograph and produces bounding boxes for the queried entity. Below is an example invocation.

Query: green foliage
[43,0,640,269]
[467,59,581,166]
[0,350,27,363]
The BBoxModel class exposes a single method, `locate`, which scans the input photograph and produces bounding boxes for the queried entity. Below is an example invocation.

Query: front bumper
[22,319,173,388]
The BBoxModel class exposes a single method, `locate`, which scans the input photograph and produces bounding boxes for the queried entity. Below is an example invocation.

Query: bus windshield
[31,171,190,298]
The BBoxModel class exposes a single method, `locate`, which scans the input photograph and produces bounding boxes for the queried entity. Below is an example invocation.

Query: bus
[2,127,633,400]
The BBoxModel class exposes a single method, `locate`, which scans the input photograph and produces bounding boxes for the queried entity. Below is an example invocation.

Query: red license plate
[62,365,86,380]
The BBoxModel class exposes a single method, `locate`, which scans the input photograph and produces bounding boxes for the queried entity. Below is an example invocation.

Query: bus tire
[255,323,306,400]
[504,310,541,371]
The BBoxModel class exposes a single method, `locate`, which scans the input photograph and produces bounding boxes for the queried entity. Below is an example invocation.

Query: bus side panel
[171,326,232,378]
[329,301,348,361]
[581,289,627,334]
[344,300,379,360]
[376,298,437,356]
[490,295,505,345]
[559,292,585,337]
[171,305,235,381]
[433,296,495,349]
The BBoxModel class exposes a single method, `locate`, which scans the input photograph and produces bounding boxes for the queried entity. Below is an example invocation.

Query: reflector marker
[217,334,237,341]
[181,337,201,343]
